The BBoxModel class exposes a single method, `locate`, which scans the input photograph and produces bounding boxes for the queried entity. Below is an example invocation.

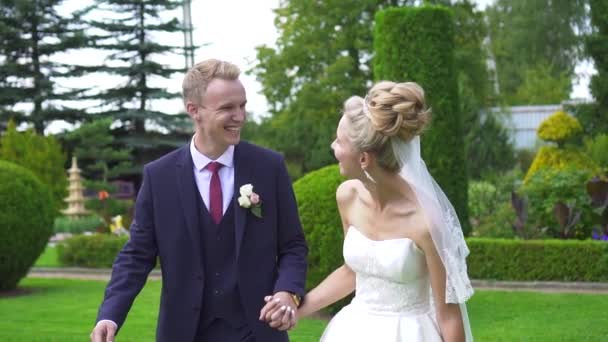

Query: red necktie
[206,161,223,224]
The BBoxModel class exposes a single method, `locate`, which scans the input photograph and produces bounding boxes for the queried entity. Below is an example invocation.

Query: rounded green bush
[57,234,128,268]
[0,160,54,291]
[293,164,345,308]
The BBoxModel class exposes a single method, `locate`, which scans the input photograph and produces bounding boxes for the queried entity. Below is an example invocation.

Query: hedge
[0,160,55,290]
[467,238,608,281]
[57,234,128,268]
[373,6,470,235]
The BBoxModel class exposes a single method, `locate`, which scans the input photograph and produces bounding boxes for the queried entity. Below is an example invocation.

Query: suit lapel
[175,146,203,269]
[233,142,253,260]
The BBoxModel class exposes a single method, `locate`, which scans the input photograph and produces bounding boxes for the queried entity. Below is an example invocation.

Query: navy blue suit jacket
[97,141,308,342]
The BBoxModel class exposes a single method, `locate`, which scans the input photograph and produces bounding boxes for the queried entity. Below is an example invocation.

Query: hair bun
[365,81,431,141]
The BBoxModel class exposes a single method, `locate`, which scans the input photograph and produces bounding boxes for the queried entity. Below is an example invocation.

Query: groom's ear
[186,101,200,121]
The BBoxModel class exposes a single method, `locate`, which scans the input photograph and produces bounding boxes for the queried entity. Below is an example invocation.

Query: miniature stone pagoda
[62,156,89,219]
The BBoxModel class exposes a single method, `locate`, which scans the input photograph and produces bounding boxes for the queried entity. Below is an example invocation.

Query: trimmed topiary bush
[526,111,599,182]
[57,234,129,268]
[373,5,470,235]
[525,146,600,183]
[293,164,346,312]
[467,238,608,281]
[0,160,54,291]
[537,110,582,145]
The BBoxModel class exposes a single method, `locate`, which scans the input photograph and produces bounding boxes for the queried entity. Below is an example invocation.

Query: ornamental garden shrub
[467,238,608,281]
[525,111,599,183]
[293,164,346,312]
[0,120,67,212]
[57,234,128,268]
[521,168,595,239]
[0,160,54,291]
[373,5,470,235]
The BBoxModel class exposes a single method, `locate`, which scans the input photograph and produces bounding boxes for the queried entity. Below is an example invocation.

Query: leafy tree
[251,0,414,175]
[0,0,87,133]
[0,120,67,211]
[486,0,588,105]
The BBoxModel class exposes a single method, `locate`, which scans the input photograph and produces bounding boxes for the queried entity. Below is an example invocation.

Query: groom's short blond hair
[182,59,241,106]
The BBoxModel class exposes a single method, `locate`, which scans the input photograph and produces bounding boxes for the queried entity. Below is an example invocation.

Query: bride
[296,81,474,341]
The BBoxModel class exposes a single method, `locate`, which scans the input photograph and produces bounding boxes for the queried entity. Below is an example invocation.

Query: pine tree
[0,0,87,133]
[79,0,192,168]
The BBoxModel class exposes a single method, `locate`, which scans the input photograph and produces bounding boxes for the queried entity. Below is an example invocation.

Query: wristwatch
[289,293,302,307]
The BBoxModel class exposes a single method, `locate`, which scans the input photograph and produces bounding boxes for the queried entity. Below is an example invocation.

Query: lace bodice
[344,226,432,315]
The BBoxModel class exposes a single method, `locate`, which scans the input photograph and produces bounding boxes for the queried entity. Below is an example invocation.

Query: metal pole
[182,0,194,68]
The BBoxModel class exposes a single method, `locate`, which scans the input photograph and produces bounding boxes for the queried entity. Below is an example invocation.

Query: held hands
[90,321,117,342]
[259,291,298,331]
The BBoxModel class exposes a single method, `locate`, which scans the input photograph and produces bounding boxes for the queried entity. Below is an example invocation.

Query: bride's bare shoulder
[336,180,361,207]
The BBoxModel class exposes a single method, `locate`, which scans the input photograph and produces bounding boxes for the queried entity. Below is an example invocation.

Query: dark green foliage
[0,0,87,133]
[57,234,129,268]
[373,6,470,235]
[467,238,608,281]
[60,118,133,184]
[522,168,595,239]
[0,161,54,291]
[0,120,67,212]
[466,112,516,179]
[293,164,347,312]
[567,103,608,138]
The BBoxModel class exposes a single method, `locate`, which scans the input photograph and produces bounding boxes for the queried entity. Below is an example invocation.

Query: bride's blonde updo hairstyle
[343,81,431,172]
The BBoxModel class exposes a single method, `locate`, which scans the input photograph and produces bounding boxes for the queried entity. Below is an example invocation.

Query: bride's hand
[259,294,297,331]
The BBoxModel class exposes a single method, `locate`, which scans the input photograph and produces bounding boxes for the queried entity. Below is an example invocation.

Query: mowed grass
[1,278,607,341]
[33,245,59,267]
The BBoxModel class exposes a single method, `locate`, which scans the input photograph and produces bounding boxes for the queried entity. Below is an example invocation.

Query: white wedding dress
[320,226,443,342]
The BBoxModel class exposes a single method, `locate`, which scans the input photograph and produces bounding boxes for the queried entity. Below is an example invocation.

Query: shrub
[522,167,595,239]
[0,160,54,291]
[467,238,608,281]
[373,5,470,235]
[54,215,105,234]
[525,146,600,183]
[293,164,346,312]
[0,120,67,212]
[468,181,499,221]
[57,234,128,268]
[585,134,608,171]
[537,110,582,145]
[473,201,516,238]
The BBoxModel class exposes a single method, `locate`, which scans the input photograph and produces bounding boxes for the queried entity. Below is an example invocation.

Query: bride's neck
[362,170,410,211]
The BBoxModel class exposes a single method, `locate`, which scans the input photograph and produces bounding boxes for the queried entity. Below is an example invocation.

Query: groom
[90,59,308,342]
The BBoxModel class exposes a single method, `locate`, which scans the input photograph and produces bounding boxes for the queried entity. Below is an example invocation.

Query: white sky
[49,0,594,133]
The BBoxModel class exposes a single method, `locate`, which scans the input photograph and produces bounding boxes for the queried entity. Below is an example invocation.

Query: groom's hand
[90,320,117,342]
[259,292,297,331]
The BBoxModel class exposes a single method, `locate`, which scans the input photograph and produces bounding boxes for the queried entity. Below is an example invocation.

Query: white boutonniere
[238,184,262,218]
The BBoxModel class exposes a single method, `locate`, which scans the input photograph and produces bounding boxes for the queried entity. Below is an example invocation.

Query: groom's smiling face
[194,78,247,152]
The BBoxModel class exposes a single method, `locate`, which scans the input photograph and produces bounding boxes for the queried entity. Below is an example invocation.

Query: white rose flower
[238,195,251,208]
[240,184,254,196]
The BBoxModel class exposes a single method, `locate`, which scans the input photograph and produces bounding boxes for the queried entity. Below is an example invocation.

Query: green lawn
[34,245,59,267]
[1,278,606,341]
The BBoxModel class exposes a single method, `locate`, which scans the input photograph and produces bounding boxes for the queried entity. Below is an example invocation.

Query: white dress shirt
[189,138,235,214]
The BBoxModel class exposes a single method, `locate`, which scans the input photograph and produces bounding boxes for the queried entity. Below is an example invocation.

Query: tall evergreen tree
[79,0,194,180]
[0,0,87,133]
